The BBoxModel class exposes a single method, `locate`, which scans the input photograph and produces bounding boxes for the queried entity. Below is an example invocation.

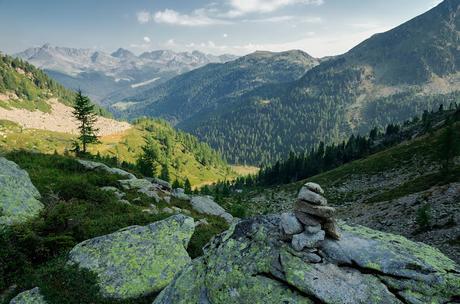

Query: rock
[100,186,125,199]
[164,196,171,204]
[77,159,136,179]
[304,182,324,195]
[189,196,233,224]
[297,187,327,206]
[68,215,195,299]
[138,188,161,203]
[323,220,341,240]
[162,207,174,214]
[0,157,43,226]
[119,178,152,191]
[9,287,46,304]
[280,212,303,235]
[118,199,131,205]
[195,218,209,227]
[172,207,183,213]
[153,215,460,304]
[304,252,322,263]
[294,201,336,218]
[294,211,322,226]
[153,178,172,191]
[171,188,190,201]
[292,230,325,251]
[305,224,322,234]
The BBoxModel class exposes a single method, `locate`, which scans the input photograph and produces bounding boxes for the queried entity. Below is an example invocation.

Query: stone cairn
[280,182,340,259]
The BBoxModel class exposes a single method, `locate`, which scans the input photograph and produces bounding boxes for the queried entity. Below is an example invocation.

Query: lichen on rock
[9,287,46,304]
[0,157,43,226]
[68,215,195,300]
[153,215,460,304]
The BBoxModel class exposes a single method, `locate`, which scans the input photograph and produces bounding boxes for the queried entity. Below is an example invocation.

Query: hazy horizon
[0,0,443,57]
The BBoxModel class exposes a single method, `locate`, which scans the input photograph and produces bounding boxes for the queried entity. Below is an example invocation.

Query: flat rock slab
[297,187,327,206]
[68,215,195,299]
[9,287,46,304]
[304,182,324,195]
[0,157,43,226]
[77,159,136,179]
[190,196,233,224]
[154,215,460,304]
[294,201,336,218]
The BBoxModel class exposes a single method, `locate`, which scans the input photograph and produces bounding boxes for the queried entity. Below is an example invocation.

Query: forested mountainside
[0,53,74,110]
[118,50,319,123]
[122,0,460,165]
[15,45,237,105]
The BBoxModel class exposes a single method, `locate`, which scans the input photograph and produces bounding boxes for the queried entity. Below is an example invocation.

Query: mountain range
[15,44,237,105]
[118,0,460,165]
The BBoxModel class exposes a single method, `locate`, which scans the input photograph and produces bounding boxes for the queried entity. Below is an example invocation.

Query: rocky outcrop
[171,188,190,201]
[9,287,46,304]
[189,196,233,224]
[154,215,460,304]
[0,157,43,226]
[68,215,195,300]
[77,159,136,179]
[154,184,460,304]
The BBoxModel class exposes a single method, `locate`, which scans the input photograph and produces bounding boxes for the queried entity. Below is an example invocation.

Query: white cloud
[153,9,229,26]
[223,33,229,38]
[227,0,324,16]
[143,36,151,43]
[136,10,151,24]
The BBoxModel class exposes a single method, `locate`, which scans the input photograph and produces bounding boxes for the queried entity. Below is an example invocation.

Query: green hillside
[0,118,234,187]
[0,53,74,111]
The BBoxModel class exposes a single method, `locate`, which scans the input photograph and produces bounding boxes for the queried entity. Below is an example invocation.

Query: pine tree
[438,123,459,174]
[160,164,170,182]
[137,135,159,177]
[72,90,99,154]
[184,178,192,194]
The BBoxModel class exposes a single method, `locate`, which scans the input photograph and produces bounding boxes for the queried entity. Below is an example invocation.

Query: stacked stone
[280,182,340,255]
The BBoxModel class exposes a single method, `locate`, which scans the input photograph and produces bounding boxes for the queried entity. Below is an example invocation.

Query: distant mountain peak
[111,48,136,59]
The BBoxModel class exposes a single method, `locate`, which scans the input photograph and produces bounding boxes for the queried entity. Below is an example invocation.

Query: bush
[416,203,432,232]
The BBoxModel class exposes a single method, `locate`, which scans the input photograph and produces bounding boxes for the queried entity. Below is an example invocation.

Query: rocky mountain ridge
[14,44,237,105]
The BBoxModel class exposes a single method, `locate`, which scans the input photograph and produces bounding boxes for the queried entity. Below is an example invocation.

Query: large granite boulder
[68,215,195,299]
[189,196,233,224]
[154,215,460,304]
[0,157,43,226]
[77,159,136,179]
[9,288,46,304]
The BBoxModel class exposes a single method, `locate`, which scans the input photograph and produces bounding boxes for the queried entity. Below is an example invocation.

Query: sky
[0,0,444,57]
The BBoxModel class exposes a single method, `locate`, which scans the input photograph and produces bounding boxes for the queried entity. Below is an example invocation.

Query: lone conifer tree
[72,90,99,154]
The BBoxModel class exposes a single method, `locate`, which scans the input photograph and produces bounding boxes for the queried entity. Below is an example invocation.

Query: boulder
[77,159,136,179]
[100,186,125,199]
[138,188,161,203]
[119,178,152,191]
[9,287,46,304]
[297,187,327,206]
[153,178,172,191]
[68,215,195,299]
[304,182,324,195]
[291,230,325,251]
[294,201,336,218]
[171,188,190,201]
[153,215,460,304]
[189,196,233,224]
[280,212,303,235]
[0,157,43,226]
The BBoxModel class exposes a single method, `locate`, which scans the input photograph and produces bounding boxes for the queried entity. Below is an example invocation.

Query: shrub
[416,203,432,231]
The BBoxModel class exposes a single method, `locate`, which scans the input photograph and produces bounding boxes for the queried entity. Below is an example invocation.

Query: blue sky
[0,0,443,57]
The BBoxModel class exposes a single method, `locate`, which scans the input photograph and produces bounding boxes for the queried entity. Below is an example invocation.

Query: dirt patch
[0,98,131,136]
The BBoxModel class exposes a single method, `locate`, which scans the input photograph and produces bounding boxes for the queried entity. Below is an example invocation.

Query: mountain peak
[111,48,136,59]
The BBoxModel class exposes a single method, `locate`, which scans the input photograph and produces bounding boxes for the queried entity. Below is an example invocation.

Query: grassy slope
[0,151,229,304]
[0,119,235,186]
[228,123,459,216]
